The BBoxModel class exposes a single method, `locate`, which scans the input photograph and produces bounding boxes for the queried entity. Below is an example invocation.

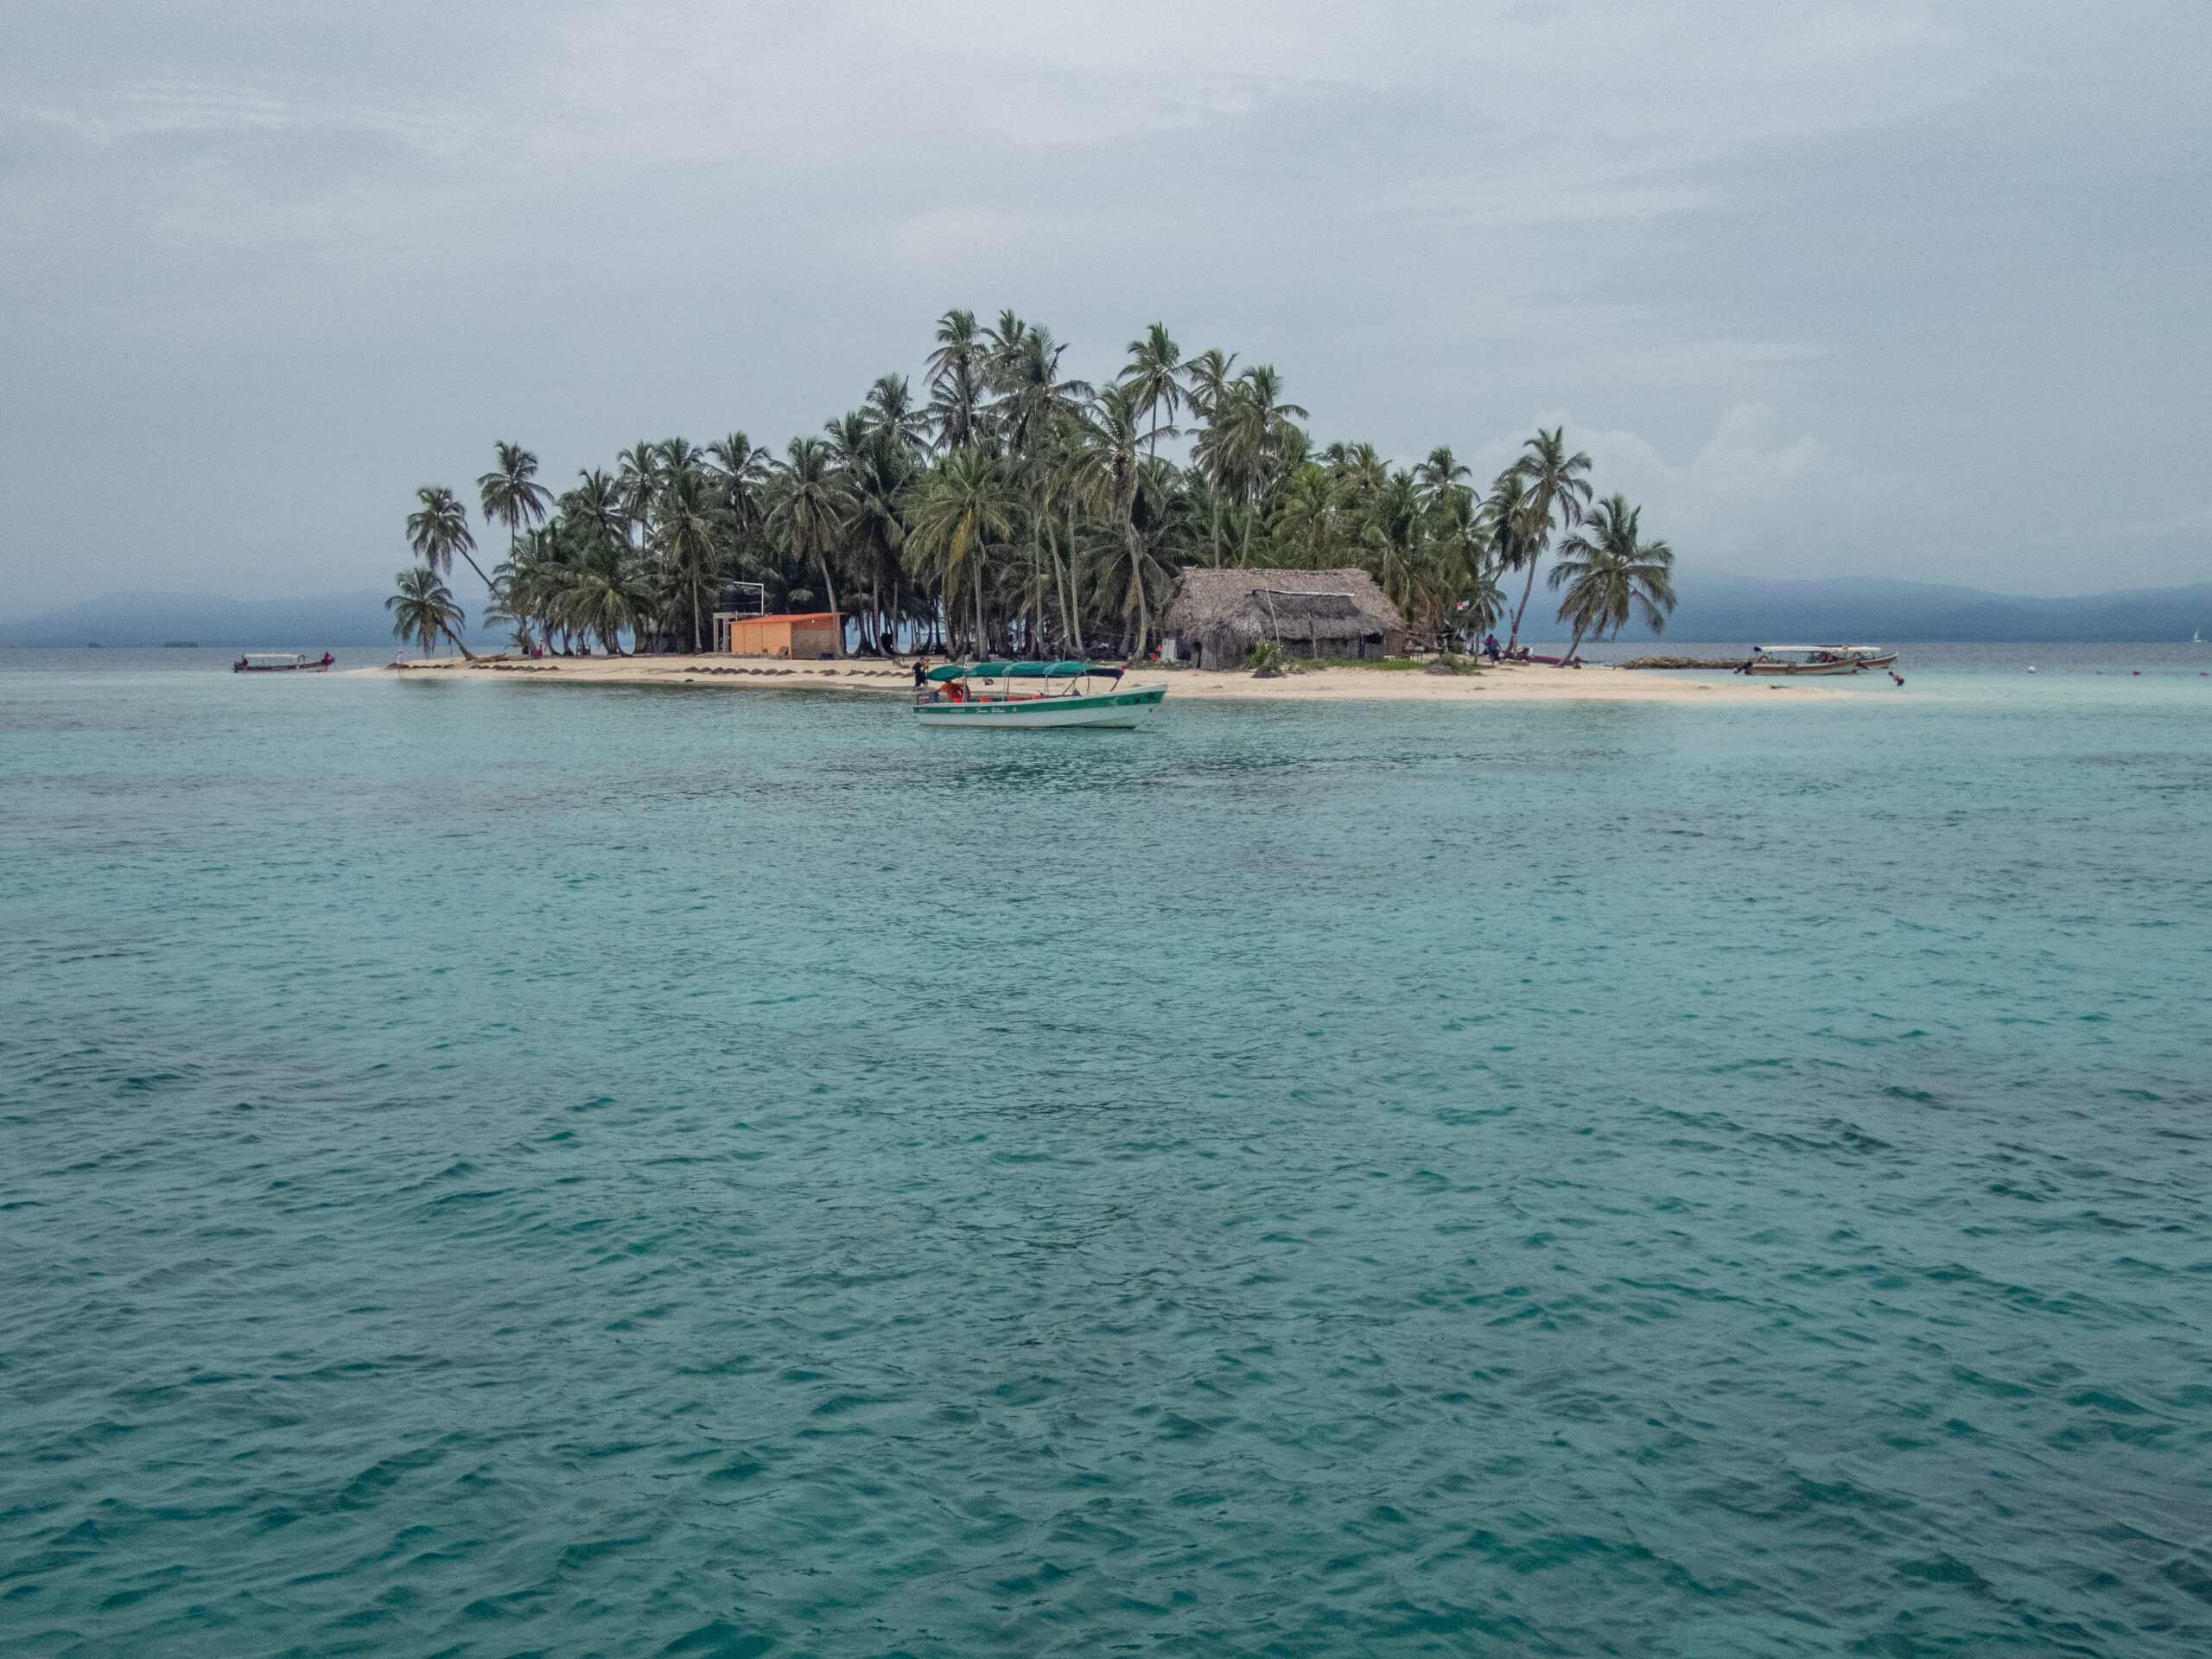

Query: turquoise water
[3,655,2209,1656]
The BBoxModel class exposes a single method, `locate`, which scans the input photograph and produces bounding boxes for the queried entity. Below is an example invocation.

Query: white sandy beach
[360,655,1847,702]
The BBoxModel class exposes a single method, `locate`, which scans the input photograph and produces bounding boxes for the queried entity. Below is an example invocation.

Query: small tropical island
[388,309,1681,659]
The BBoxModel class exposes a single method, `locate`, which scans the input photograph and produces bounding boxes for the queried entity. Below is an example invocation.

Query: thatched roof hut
[1160,567,1408,669]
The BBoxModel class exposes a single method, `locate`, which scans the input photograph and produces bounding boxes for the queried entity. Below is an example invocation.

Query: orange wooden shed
[726,613,844,659]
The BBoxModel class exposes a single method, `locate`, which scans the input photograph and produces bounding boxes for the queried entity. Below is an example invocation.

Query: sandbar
[359,655,1843,702]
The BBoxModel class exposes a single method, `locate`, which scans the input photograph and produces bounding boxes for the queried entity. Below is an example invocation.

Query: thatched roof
[1161,567,1405,641]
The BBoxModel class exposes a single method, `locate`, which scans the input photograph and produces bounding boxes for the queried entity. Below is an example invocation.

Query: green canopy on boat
[923,661,1116,683]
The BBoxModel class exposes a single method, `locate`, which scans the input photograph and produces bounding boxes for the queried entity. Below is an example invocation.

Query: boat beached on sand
[914,661,1166,728]
[1740,645,1897,677]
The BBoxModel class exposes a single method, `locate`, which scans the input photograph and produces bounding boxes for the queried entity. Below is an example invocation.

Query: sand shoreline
[357,654,1844,702]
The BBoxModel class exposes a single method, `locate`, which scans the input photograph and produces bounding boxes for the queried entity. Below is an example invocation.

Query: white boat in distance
[913,661,1166,728]
[1742,645,1897,677]
[233,652,333,673]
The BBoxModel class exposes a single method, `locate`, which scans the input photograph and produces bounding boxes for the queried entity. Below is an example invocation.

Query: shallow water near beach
[3,655,2209,1656]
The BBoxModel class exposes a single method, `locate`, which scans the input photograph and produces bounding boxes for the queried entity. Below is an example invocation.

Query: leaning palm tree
[1548,494,1675,662]
[1506,426,1592,650]
[1119,322,1183,460]
[406,486,493,593]
[476,443,552,564]
[386,566,468,658]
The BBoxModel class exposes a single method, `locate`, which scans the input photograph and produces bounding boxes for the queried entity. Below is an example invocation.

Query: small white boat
[1741,645,1897,677]
[233,652,333,674]
[913,660,1166,728]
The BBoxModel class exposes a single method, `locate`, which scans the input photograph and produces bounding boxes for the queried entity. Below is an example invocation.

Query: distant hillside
[0,589,502,649]
[1517,570,2212,644]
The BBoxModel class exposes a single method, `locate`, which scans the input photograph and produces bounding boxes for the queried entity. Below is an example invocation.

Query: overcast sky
[2,0,2206,613]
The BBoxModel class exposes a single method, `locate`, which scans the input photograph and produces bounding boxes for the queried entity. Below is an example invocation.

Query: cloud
[0,2,2204,607]
[1471,404,1882,575]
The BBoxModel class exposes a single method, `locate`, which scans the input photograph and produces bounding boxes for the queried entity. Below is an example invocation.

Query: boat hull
[914,685,1166,728]
[1745,652,1897,676]
[1746,661,1864,676]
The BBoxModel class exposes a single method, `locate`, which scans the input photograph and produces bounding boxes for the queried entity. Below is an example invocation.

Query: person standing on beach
[912,657,929,690]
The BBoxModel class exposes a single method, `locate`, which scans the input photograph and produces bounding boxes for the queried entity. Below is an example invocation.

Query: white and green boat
[913,661,1166,729]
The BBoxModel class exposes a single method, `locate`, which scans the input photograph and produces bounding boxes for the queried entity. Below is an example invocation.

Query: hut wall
[728,613,844,658]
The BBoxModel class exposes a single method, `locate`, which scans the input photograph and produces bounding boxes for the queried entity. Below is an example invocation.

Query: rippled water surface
[3,657,2209,1656]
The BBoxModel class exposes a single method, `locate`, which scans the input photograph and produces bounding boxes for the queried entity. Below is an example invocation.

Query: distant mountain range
[1515,569,2211,644]
[3,570,2206,648]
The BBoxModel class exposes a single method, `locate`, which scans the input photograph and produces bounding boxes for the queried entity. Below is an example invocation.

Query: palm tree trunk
[1063,499,1081,646]
[1127,526,1148,658]
[813,547,842,654]
[1507,556,1541,652]
[457,547,496,597]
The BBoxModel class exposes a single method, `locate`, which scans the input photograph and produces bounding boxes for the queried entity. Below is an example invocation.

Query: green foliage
[409,315,1662,663]
[386,566,465,657]
[1549,493,1677,660]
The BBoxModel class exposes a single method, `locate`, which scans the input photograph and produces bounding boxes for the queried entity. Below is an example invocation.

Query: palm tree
[1119,323,1183,460]
[406,486,493,593]
[488,522,571,655]
[1327,442,1391,516]
[705,435,770,546]
[476,443,553,563]
[766,436,845,640]
[1184,348,1238,565]
[925,308,985,453]
[1077,386,1154,653]
[1506,427,1592,650]
[1360,470,1428,620]
[566,469,626,544]
[1426,484,1498,645]
[1183,348,1238,424]
[1414,446,1471,507]
[864,373,931,455]
[840,429,916,653]
[656,467,723,652]
[557,537,653,654]
[616,442,664,555]
[908,447,1016,655]
[1212,366,1306,566]
[1270,462,1347,569]
[1548,494,1675,662]
[386,566,467,658]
